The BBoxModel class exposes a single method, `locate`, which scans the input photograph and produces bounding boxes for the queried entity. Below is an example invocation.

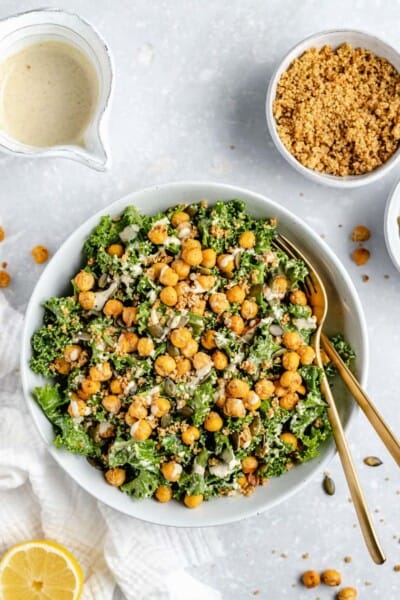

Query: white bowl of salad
[21,181,368,527]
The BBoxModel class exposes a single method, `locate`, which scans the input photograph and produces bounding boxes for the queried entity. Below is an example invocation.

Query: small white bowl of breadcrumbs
[266,30,400,187]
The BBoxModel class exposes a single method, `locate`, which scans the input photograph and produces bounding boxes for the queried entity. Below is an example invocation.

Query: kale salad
[30,199,346,508]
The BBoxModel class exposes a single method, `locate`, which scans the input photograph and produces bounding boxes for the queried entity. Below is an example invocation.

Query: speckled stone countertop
[1,1,399,598]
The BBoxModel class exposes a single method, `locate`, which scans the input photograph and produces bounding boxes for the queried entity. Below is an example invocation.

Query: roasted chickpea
[171,211,190,227]
[302,570,321,589]
[280,370,302,389]
[110,378,123,394]
[226,285,246,304]
[279,392,299,411]
[107,243,124,257]
[68,398,89,418]
[240,299,258,319]
[148,225,168,245]
[282,351,300,371]
[184,494,203,508]
[282,331,303,350]
[227,314,245,335]
[128,398,148,420]
[31,245,49,264]
[197,274,215,290]
[102,395,122,414]
[217,253,234,273]
[154,355,176,376]
[244,391,261,411]
[137,337,155,357]
[290,289,307,306]
[238,231,256,249]
[212,350,229,370]
[224,397,246,418]
[118,332,139,353]
[254,379,275,400]
[80,378,101,396]
[131,419,153,441]
[182,238,201,250]
[280,432,298,450]
[74,270,95,292]
[272,275,288,295]
[175,281,190,297]
[337,587,357,600]
[201,248,217,268]
[159,286,178,306]
[90,362,112,382]
[78,291,95,310]
[122,306,137,327]
[226,378,250,398]
[161,461,182,482]
[105,468,126,487]
[175,356,192,377]
[191,298,206,316]
[182,246,203,266]
[171,258,191,279]
[181,338,199,358]
[209,292,229,314]
[170,327,192,349]
[297,345,316,366]
[64,344,82,363]
[155,485,173,503]
[159,266,179,287]
[204,411,223,432]
[53,357,71,375]
[321,570,342,587]
[151,397,171,417]
[242,456,258,473]
[274,385,287,398]
[182,425,200,445]
[201,329,217,350]
[103,298,124,318]
[192,351,212,371]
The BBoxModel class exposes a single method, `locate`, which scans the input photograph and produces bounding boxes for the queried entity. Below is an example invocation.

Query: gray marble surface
[1,1,400,598]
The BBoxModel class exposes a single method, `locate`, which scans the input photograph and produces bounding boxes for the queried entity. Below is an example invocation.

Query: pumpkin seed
[323,474,336,496]
[364,456,382,467]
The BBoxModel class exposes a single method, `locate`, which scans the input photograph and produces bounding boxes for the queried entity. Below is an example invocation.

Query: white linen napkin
[0,292,222,600]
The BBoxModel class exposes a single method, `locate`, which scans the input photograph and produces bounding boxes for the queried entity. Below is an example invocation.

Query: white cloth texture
[0,293,222,600]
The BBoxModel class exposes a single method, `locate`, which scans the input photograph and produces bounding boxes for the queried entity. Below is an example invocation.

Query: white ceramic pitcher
[0,9,113,171]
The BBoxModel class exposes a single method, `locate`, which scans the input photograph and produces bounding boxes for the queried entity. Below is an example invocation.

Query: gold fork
[273,234,386,565]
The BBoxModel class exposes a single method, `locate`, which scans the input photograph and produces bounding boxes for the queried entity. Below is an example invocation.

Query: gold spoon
[273,234,386,565]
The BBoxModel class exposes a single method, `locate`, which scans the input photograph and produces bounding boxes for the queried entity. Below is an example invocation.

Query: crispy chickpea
[102,395,122,414]
[170,327,192,349]
[204,411,223,432]
[159,266,179,287]
[255,379,275,400]
[296,384,306,396]
[337,587,358,600]
[63,344,82,362]
[105,468,126,487]
[74,270,95,292]
[212,350,229,370]
[302,570,321,589]
[103,298,124,318]
[182,246,203,266]
[279,392,299,411]
[0,270,11,287]
[175,281,190,297]
[191,299,206,316]
[151,396,171,417]
[224,397,246,418]
[118,332,139,353]
[297,345,316,366]
[240,299,258,319]
[184,494,204,508]
[227,314,245,335]
[239,231,256,249]
[182,425,201,445]
[290,289,307,306]
[159,286,178,307]
[137,337,155,357]
[192,352,212,371]
[209,292,229,314]
[107,243,124,257]
[201,248,217,268]
[171,211,190,227]
[217,253,234,273]
[31,245,49,264]
[280,370,302,389]
[280,432,298,451]
[78,291,95,310]
[68,398,89,418]
[122,306,137,327]
[90,362,112,382]
[128,398,148,420]
[171,258,191,279]
[321,570,342,587]
[201,329,217,350]
[155,485,173,503]
[352,247,370,266]
[80,378,101,396]
[282,331,303,350]
[226,378,250,398]
[282,351,300,371]
[274,385,287,398]
[148,225,168,245]
[197,274,215,290]
[182,238,201,250]
[131,419,152,441]
[154,355,176,376]
[214,394,226,409]
[175,356,192,377]
[226,285,246,304]
[110,379,123,394]
[351,225,370,242]
[54,357,71,375]
[272,275,288,295]
[161,461,182,482]
[181,338,199,358]
[242,456,258,473]
[244,391,261,411]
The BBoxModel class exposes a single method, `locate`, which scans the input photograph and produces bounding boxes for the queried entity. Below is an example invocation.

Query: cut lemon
[0,539,84,600]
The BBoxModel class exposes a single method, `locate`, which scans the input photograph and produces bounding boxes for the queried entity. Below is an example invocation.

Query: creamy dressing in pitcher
[0,40,98,147]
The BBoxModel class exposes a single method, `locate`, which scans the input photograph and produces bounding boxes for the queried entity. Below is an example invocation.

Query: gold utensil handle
[321,333,400,467]
[319,372,386,565]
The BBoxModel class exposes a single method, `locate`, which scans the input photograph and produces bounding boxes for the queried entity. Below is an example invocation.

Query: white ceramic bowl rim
[266,29,400,188]
[21,180,369,527]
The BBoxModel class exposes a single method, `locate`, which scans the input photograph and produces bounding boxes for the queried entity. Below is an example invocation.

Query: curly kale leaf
[54,417,100,456]
[325,334,356,379]
[33,384,68,424]
[121,470,159,499]
[108,439,161,472]
[187,377,216,426]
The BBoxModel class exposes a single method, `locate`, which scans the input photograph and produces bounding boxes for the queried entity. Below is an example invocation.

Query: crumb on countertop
[351,225,371,242]
[0,226,5,242]
[352,247,370,266]
[362,274,369,282]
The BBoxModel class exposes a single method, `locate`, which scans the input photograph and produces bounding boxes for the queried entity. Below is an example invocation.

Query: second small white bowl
[266,30,400,188]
